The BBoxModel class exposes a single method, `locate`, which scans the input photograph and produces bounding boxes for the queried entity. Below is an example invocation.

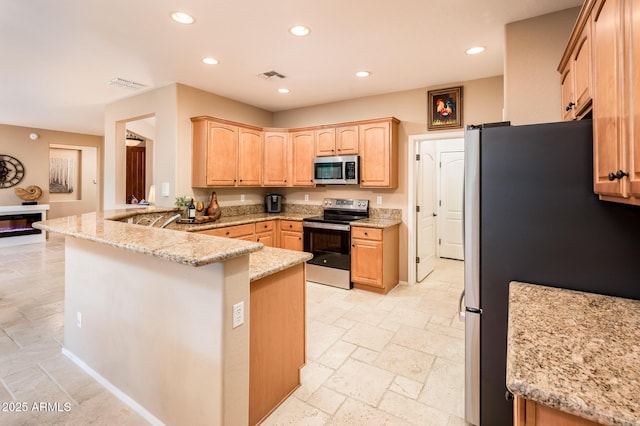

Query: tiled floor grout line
[37,362,80,407]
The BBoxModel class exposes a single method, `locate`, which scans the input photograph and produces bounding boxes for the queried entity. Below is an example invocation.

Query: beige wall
[0,123,102,218]
[272,76,504,283]
[175,84,274,205]
[504,7,580,125]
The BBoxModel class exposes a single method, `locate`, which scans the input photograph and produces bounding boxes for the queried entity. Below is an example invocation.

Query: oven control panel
[322,198,369,211]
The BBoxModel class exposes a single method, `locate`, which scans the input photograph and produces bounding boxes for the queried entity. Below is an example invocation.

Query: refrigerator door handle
[458,290,465,320]
[465,311,481,426]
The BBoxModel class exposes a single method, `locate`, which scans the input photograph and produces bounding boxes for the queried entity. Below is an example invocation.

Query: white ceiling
[0,0,583,136]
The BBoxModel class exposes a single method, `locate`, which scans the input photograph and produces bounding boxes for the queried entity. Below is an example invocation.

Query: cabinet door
[256,231,275,247]
[359,121,394,188]
[561,67,575,121]
[351,238,383,288]
[280,231,303,251]
[206,122,238,186]
[336,125,359,155]
[263,131,289,186]
[315,128,336,156]
[238,127,262,186]
[573,24,592,116]
[592,0,625,196]
[292,131,316,186]
[628,0,640,196]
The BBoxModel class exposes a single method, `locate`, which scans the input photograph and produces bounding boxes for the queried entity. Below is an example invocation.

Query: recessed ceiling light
[466,46,485,55]
[202,57,219,65]
[355,71,371,78]
[289,25,310,37]
[171,11,195,24]
[278,88,290,94]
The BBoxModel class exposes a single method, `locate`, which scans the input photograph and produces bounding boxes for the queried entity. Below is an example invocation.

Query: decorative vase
[207,191,222,220]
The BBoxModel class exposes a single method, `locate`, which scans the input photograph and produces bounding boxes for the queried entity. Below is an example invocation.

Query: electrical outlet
[304,194,309,201]
[161,182,170,197]
[240,194,245,202]
[232,302,244,328]
[377,196,382,204]
[76,312,82,328]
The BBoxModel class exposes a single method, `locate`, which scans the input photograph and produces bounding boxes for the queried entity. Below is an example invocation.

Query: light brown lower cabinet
[255,220,276,247]
[198,223,255,239]
[514,396,602,426]
[249,263,305,425]
[279,220,303,251]
[350,225,399,294]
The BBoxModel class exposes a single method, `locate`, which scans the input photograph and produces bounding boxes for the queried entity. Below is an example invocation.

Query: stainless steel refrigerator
[463,119,640,425]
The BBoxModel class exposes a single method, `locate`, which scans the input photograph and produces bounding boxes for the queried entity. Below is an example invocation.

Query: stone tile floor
[0,234,466,425]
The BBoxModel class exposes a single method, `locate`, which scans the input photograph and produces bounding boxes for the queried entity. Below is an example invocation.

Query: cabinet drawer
[199,223,255,238]
[280,220,302,232]
[256,220,275,232]
[351,227,382,241]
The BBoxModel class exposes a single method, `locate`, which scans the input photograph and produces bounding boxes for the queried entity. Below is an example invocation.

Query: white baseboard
[61,348,164,426]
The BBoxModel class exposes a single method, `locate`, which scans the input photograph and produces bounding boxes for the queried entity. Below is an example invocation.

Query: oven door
[303,222,353,289]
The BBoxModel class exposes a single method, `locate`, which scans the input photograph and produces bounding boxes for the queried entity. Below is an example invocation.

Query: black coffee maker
[265,194,282,213]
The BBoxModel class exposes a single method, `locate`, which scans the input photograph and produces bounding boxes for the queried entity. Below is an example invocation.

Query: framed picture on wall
[427,86,463,131]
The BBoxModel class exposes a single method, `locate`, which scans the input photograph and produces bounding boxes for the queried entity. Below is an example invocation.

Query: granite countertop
[169,213,402,231]
[506,281,640,426]
[33,209,263,267]
[249,246,313,282]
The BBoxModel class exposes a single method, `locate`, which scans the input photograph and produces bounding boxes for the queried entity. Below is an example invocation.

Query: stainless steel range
[303,198,369,289]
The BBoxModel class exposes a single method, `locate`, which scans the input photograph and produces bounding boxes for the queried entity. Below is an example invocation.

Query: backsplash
[217,202,400,220]
[368,207,402,220]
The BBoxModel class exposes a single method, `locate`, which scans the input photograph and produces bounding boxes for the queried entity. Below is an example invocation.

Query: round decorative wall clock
[0,154,25,188]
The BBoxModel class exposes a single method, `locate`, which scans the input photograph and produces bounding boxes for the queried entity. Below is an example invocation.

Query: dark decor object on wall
[0,154,25,188]
[427,86,463,131]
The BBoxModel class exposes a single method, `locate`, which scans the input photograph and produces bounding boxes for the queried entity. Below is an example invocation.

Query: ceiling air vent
[106,77,146,90]
[258,70,286,80]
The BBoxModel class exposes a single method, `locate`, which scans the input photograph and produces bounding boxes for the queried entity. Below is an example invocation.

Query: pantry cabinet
[290,130,315,187]
[592,0,640,204]
[350,225,399,294]
[562,0,640,205]
[513,396,601,426]
[359,118,399,188]
[263,131,289,186]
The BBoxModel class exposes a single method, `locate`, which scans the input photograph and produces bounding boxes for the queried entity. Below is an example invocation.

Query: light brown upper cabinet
[359,118,399,188]
[591,0,640,204]
[238,127,263,186]
[192,115,400,189]
[192,116,263,187]
[559,10,593,121]
[263,131,289,186]
[315,125,359,157]
[290,130,315,187]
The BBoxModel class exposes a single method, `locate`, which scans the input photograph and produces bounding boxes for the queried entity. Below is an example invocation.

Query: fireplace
[0,213,42,238]
[0,205,49,247]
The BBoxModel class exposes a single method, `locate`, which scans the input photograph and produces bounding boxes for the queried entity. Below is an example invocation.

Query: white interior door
[416,141,436,281]
[439,151,464,260]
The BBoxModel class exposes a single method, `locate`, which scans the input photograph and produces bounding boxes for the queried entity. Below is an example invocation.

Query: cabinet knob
[608,170,629,181]
[565,102,575,111]
[364,232,368,235]
[352,244,355,247]
[298,237,301,240]
[226,231,230,235]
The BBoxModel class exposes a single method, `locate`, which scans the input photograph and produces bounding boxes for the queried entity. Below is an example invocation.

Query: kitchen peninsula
[33,207,312,426]
[507,282,640,426]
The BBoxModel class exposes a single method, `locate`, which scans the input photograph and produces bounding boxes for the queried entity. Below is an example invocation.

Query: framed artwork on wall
[427,86,463,131]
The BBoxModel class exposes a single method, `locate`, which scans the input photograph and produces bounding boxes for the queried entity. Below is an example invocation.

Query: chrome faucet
[159,214,182,228]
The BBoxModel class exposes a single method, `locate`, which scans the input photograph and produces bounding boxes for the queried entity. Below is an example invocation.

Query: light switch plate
[376,196,382,204]
[161,182,170,197]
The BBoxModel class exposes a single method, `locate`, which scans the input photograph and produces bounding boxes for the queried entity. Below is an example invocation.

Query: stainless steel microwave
[313,155,359,185]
